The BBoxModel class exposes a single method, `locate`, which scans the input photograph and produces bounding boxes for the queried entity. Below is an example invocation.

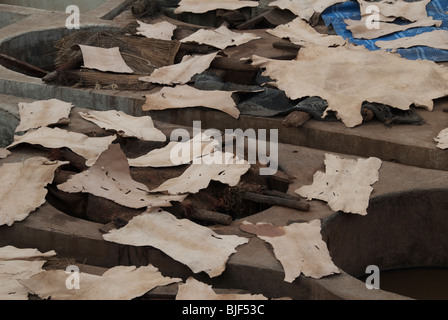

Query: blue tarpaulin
[321,0,448,61]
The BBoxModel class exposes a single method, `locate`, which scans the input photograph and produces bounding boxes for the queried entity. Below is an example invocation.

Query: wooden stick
[0,53,48,78]
[189,209,233,225]
[179,43,217,54]
[243,192,310,212]
[282,111,311,128]
[236,14,265,30]
[272,42,302,51]
[261,189,302,201]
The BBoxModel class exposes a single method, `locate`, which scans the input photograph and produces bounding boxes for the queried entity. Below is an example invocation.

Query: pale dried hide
[128,133,219,167]
[139,52,218,85]
[180,25,260,50]
[0,148,11,159]
[344,17,441,40]
[15,99,73,133]
[0,157,68,227]
[357,0,431,22]
[103,208,249,278]
[57,144,186,209]
[269,0,349,21]
[79,110,166,142]
[20,264,181,300]
[376,30,448,51]
[240,220,340,282]
[7,127,116,166]
[176,277,267,300]
[435,128,448,149]
[174,0,258,14]
[0,246,56,261]
[142,85,240,119]
[0,260,46,300]
[266,17,346,47]
[78,45,134,73]
[296,153,382,215]
[136,20,177,40]
[251,43,448,128]
[152,151,250,194]
[0,247,55,300]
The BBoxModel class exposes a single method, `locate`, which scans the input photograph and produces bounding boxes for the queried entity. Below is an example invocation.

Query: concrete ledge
[0,7,446,171]
[2,137,446,299]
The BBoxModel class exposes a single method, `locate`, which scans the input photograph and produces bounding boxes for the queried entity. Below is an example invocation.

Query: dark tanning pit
[321,189,448,299]
[0,108,18,147]
[360,266,448,300]
[0,26,119,75]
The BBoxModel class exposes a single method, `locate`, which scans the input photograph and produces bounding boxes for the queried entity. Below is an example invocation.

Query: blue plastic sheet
[321,0,448,61]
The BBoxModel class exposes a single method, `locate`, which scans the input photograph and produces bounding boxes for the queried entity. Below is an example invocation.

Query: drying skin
[20,265,181,300]
[296,154,382,215]
[0,246,56,261]
[435,128,448,149]
[174,0,258,14]
[57,144,186,209]
[0,246,56,300]
[240,220,340,282]
[344,17,442,40]
[136,20,177,40]
[78,45,134,73]
[139,52,218,85]
[0,157,68,227]
[7,127,116,166]
[15,99,73,132]
[266,17,346,47]
[251,43,448,128]
[376,30,448,51]
[357,0,431,22]
[0,148,10,159]
[176,277,267,300]
[269,0,349,21]
[152,151,251,194]
[0,260,47,300]
[180,25,260,50]
[128,133,220,167]
[142,85,240,119]
[79,110,166,142]
[103,208,249,278]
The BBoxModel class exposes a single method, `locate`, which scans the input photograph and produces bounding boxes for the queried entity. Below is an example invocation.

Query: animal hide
[180,25,260,50]
[57,144,186,209]
[103,208,249,278]
[296,153,382,215]
[240,220,340,282]
[174,0,258,14]
[7,127,116,166]
[251,43,448,127]
[139,52,218,85]
[15,99,73,133]
[142,85,240,119]
[0,158,68,226]
[78,45,134,73]
[79,110,166,142]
